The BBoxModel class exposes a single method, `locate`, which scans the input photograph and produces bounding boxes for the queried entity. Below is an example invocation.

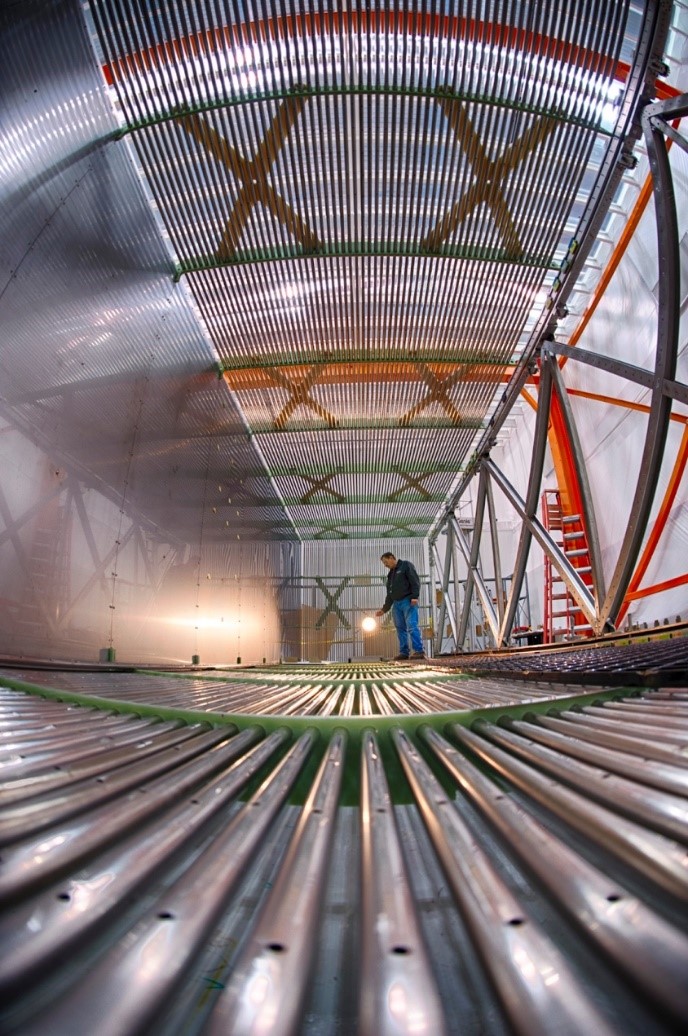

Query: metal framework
[430,89,688,647]
[82,0,667,543]
[2,655,688,1032]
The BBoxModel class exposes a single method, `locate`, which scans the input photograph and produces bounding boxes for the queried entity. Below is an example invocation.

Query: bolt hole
[391,945,411,955]
[606,893,621,903]
[57,892,70,901]
[507,917,524,926]
[312,807,323,814]
[157,911,174,920]
[267,942,286,953]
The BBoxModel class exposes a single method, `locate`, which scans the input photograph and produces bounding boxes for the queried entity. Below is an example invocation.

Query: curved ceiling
[1,1,668,544]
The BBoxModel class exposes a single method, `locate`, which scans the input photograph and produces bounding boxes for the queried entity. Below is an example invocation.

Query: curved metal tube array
[1,665,687,1035]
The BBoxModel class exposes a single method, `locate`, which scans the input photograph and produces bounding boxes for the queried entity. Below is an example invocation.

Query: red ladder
[542,489,594,643]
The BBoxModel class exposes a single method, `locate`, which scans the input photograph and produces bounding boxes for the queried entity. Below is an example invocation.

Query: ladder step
[563,531,585,541]
[573,623,593,632]
[561,514,582,524]
[566,548,590,558]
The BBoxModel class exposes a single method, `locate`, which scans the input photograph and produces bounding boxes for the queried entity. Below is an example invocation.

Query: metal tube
[17,731,316,1036]
[447,723,688,901]
[0,729,289,1001]
[359,729,446,1036]
[206,731,347,1036]
[0,726,265,901]
[509,716,688,796]
[420,725,688,1024]
[393,728,618,1036]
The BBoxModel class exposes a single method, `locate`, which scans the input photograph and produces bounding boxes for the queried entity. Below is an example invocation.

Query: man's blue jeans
[391,598,424,655]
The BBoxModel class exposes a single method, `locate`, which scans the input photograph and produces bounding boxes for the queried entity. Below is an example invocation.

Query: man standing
[375,552,425,661]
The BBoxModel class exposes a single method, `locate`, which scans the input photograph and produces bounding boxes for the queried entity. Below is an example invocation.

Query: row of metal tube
[19,667,600,716]
[1,685,687,1034]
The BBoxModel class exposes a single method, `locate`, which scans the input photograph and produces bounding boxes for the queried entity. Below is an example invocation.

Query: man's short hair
[380,552,396,560]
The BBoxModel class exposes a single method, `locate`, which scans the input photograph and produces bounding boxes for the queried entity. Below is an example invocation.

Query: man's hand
[410,598,418,605]
[375,608,384,617]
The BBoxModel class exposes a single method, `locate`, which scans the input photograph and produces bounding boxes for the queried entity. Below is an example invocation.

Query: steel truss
[430,90,688,649]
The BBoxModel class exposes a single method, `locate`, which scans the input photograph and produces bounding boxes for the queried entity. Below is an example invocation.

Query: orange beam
[566,388,688,423]
[102,13,642,87]
[547,387,585,519]
[567,177,654,351]
[566,115,682,356]
[623,571,688,603]
[617,422,688,624]
[223,360,506,391]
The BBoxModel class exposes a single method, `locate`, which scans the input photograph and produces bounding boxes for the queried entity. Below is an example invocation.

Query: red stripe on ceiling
[100,11,638,89]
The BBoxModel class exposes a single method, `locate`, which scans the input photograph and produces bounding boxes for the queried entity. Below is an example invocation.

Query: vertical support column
[451,512,500,645]
[499,356,553,645]
[432,531,457,655]
[451,519,464,650]
[484,473,505,627]
[426,542,437,656]
[601,97,682,626]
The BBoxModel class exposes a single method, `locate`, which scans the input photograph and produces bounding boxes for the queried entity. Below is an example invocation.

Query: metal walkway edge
[1,664,687,1035]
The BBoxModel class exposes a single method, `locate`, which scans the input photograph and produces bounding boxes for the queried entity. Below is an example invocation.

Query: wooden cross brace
[266,365,338,430]
[399,364,466,426]
[300,473,346,504]
[388,470,433,501]
[423,99,557,254]
[180,98,321,259]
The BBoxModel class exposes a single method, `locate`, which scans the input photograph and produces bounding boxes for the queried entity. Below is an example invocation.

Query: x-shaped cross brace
[399,364,466,426]
[267,366,338,430]
[381,522,416,538]
[180,98,321,259]
[314,577,351,629]
[313,524,348,540]
[423,99,556,254]
[300,473,346,504]
[387,470,433,501]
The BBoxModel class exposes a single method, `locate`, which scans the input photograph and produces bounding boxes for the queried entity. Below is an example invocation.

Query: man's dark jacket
[381,560,421,613]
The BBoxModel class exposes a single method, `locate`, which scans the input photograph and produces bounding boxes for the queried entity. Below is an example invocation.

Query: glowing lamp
[361,616,377,632]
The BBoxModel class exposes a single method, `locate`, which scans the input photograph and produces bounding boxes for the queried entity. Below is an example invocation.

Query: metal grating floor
[1,663,687,1035]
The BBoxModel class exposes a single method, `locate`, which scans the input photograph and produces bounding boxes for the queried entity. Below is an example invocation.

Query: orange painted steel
[520,386,538,411]
[547,386,585,520]
[623,571,688,602]
[566,116,682,356]
[566,388,688,423]
[223,361,504,391]
[567,177,655,352]
[102,12,635,88]
[617,423,688,623]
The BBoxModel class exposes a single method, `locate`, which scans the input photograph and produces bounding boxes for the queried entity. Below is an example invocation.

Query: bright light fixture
[361,616,377,632]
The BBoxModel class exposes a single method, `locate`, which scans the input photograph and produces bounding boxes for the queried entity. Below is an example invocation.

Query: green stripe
[1,674,640,804]
[119,83,605,140]
[175,241,556,280]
